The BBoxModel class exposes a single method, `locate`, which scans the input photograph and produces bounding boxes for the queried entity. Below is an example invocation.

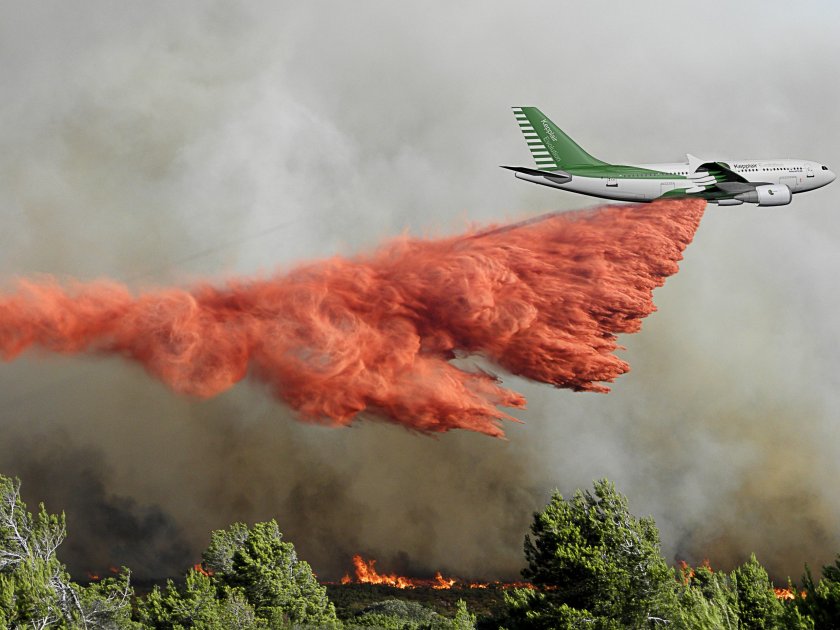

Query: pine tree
[674,562,739,629]
[502,478,679,628]
[202,520,341,628]
[798,557,840,629]
[731,554,785,629]
[138,568,264,629]
[0,474,136,628]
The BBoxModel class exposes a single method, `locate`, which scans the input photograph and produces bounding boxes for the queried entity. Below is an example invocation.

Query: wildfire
[774,587,806,600]
[193,562,214,577]
[340,555,533,590]
[679,560,801,601]
[85,565,120,582]
[678,559,712,585]
[774,587,795,600]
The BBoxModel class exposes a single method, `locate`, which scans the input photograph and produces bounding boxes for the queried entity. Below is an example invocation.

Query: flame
[340,554,533,590]
[434,571,456,590]
[678,558,715,583]
[681,560,802,601]
[774,587,795,600]
[346,555,416,588]
[336,554,807,601]
[0,199,705,437]
[193,562,214,577]
[678,560,694,584]
[85,566,120,581]
[773,587,806,600]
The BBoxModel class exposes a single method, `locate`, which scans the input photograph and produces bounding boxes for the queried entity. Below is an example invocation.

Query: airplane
[503,107,835,206]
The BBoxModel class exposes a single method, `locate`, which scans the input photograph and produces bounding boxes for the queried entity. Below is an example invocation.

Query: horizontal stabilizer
[500,165,572,183]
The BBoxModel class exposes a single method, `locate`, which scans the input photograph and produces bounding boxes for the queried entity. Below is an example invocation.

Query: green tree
[798,556,840,629]
[502,587,603,629]
[674,556,812,630]
[731,554,785,629]
[502,479,679,628]
[137,568,265,629]
[0,474,136,629]
[450,599,476,630]
[674,562,739,630]
[202,520,340,628]
[779,586,814,630]
[348,599,443,629]
[344,598,474,630]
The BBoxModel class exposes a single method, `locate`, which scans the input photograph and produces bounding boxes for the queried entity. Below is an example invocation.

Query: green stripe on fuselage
[564,164,688,179]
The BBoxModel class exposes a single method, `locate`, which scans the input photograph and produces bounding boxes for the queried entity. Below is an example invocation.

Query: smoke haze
[1,1,839,582]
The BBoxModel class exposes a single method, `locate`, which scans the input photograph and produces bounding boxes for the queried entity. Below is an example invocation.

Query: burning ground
[339,554,533,591]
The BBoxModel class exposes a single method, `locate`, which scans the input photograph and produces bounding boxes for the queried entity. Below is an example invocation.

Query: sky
[1,1,839,581]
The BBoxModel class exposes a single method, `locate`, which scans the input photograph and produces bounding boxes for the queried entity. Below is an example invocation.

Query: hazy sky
[1,1,839,581]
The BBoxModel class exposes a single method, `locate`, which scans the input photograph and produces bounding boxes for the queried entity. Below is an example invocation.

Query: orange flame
[774,587,795,600]
[678,560,694,584]
[346,555,415,588]
[678,559,716,585]
[434,571,457,590]
[341,554,533,590]
[774,587,806,600]
[193,562,214,577]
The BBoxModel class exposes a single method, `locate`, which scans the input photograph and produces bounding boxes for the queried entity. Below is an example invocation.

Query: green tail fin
[512,107,606,169]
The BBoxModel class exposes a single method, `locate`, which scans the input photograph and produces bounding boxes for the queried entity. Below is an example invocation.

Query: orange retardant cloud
[0,199,705,437]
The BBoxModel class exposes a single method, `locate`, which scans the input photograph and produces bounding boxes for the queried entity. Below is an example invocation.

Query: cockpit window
[823,165,830,170]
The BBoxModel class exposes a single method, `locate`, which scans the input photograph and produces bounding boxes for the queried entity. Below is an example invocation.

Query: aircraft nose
[829,169,837,184]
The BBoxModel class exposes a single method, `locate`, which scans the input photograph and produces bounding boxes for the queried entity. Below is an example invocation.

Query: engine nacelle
[735,184,792,206]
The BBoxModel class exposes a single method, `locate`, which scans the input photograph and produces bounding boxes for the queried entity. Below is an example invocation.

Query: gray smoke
[1,1,839,582]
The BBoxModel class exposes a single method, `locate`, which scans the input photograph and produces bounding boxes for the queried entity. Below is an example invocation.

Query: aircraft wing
[686,154,762,194]
[500,165,572,183]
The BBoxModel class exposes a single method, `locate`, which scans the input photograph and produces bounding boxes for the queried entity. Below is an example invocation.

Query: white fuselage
[516,159,836,203]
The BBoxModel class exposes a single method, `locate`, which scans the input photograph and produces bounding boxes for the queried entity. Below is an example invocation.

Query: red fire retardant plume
[0,199,705,437]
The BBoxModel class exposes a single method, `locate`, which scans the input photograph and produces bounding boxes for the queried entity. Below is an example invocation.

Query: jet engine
[735,184,792,206]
